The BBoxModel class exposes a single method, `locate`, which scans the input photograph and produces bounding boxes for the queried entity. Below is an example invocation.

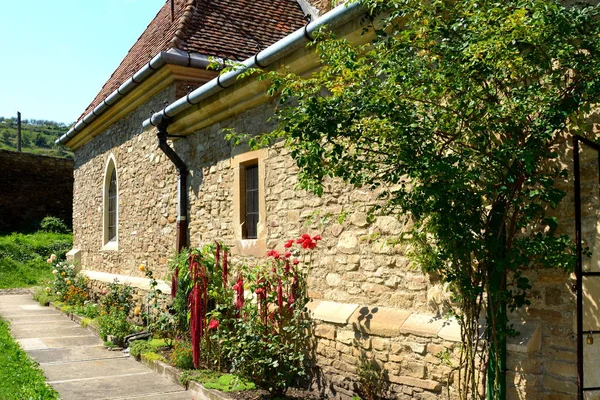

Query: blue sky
[0,0,166,124]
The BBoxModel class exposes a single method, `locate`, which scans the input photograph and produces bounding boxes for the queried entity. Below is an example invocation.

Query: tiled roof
[180,0,308,60]
[77,0,306,122]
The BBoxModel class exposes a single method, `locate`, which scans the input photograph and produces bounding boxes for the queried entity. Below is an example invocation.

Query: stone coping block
[507,321,541,353]
[81,270,170,293]
[437,318,461,342]
[306,300,322,317]
[349,306,410,337]
[399,313,446,338]
[313,301,359,324]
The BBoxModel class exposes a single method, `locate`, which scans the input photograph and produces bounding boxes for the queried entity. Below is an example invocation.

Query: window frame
[102,154,119,250]
[232,148,267,256]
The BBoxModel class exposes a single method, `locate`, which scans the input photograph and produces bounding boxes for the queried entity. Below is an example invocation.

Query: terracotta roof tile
[77,0,306,123]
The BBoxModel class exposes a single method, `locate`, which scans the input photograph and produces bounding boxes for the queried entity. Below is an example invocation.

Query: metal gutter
[56,49,215,145]
[143,1,366,130]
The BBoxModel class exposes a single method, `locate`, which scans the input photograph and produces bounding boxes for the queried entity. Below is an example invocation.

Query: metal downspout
[156,119,188,253]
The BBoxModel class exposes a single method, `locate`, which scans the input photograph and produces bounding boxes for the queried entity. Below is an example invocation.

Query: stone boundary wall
[0,150,73,232]
[307,299,460,399]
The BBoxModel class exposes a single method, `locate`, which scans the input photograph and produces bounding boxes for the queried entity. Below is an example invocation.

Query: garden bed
[46,299,324,400]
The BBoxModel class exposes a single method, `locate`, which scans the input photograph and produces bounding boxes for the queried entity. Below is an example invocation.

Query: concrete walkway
[0,294,196,400]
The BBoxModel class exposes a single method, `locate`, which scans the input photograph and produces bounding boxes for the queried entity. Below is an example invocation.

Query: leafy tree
[237,0,600,398]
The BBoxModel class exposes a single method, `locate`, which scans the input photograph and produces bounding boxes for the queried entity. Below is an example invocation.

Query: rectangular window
[243,164,259,239]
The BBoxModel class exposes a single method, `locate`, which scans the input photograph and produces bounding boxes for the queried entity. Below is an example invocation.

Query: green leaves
[254,0,600,398]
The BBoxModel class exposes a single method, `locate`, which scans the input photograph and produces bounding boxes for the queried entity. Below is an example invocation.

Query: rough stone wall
[72,84,179,276]
[0,150,73,232]
[72,94,587,398]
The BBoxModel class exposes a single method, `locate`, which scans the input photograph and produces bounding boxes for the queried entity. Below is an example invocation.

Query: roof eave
[57,49,218,147]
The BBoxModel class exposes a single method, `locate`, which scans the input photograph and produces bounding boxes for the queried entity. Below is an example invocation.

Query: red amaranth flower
[266,249,281,259]
[233,277,244,311]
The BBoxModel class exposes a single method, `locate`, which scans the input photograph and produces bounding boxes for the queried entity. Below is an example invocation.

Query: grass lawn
[0,232,72,289]
[0,317,59,399]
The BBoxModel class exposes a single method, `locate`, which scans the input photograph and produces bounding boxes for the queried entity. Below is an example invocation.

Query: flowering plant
[217,234,320,394]
[49,259,87,305]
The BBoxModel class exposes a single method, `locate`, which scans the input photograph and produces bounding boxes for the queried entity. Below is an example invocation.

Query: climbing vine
[232,0,600,397]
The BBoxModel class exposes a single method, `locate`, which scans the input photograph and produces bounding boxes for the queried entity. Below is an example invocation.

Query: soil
[225,387,324,399]
[156,348,326,399]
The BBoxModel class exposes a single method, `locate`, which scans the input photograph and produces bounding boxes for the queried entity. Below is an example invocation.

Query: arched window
[103,155,118,248]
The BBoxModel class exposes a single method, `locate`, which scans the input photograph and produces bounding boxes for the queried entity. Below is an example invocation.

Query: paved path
[0,294,196,400]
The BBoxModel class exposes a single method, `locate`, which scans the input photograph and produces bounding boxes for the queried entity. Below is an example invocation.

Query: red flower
[284,240,294,248]
[233,277,244,311]
[284,251,292,258]
[266,249,280,259]
[301,233,311,240]
[292,259,300,265]
[255,287,265,296]
[209,318,219,330]
[312,235,322,241]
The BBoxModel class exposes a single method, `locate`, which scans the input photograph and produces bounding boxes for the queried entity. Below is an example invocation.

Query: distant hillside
[0,117,73,159]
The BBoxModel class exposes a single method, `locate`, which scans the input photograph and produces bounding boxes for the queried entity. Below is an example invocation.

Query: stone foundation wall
[0,150,73,232]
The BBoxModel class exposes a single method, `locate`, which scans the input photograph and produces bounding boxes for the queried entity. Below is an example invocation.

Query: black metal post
[17,111,21,152]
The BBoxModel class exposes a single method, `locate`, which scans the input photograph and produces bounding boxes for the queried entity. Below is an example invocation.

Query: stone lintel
[80,270,170,293]
[507,322,541,354]
[313,301,359,324]
[400,313,445,338]
[349,306,410,337]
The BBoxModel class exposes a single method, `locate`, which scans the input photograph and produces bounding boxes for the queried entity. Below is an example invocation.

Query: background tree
[242,0,600,398]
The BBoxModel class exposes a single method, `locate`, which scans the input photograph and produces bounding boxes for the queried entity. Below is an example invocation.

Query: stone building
[58,0,597,398]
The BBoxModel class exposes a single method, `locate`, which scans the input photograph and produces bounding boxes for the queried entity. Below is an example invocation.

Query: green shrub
[129,340,154,357]
[0,231,72,289]
[180,370,255,392]
[170,339,195,370]
[100,280,133,315]
[76,302,100,319]
[39,216,70,234]
[97,310,132,342]
[143,352,167,363]
[32,286,55,306]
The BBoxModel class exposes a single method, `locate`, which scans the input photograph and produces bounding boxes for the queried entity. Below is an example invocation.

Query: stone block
[542,375,578,395]
[546,361,576,379]
[408,342,426,355]
[400,314,445,338]
[437,319,461,342]
[506,322,541,353]
[403,361,426,379]
[313,301,359,324]
[387,375,442,392]
[66,248,81,269]
[372,337,390,351]
[349,306,410,337]
[337,232,359,254]
[315,324,336,340]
